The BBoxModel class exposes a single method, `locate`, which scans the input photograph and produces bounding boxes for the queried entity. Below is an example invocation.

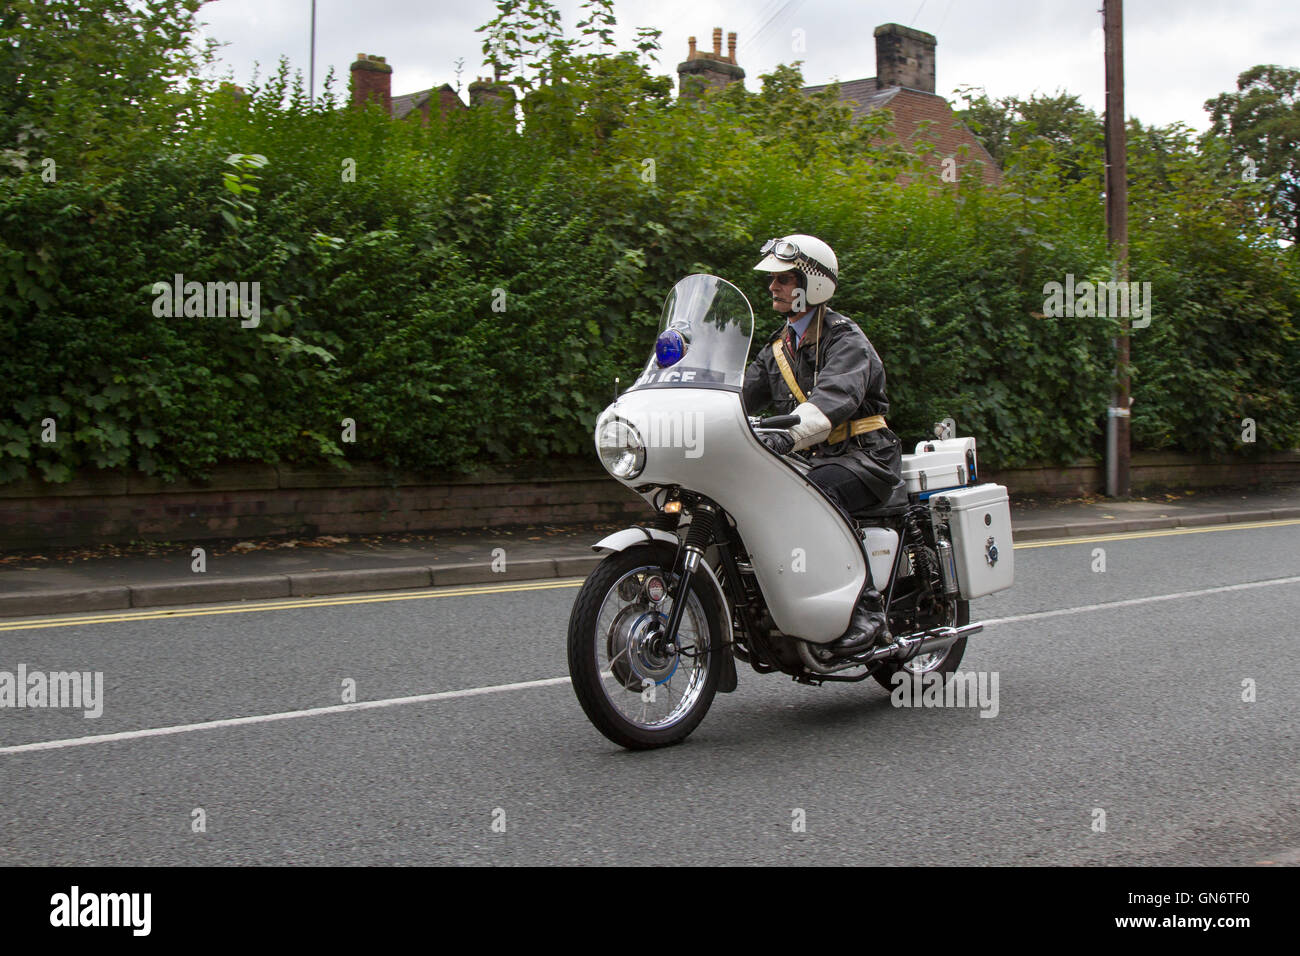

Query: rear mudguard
[592,528,738,693]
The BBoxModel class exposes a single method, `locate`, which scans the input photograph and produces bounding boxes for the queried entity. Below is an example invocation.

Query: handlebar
[758,414,801,430]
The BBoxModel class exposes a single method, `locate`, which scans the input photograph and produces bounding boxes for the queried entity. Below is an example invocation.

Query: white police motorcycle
[569,274,1014,749]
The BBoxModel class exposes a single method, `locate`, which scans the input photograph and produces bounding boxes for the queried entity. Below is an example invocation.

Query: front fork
[652,503,738,692]
[655,503,717,655]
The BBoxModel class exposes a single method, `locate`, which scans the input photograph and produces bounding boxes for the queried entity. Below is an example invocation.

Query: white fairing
[600,387,867,643]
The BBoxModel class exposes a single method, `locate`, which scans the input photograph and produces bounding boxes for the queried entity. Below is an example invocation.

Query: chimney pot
[678,26,745,98]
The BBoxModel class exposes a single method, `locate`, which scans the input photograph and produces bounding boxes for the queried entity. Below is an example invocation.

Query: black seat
[850,478,910,519]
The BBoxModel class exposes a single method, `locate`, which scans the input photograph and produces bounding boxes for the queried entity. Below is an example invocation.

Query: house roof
[803,77,898,118]
[391,90,429,120]
[803,78,1001,183]
[392,84,465,120]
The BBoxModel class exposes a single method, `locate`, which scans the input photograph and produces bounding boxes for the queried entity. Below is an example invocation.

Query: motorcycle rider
[742,234,904,652]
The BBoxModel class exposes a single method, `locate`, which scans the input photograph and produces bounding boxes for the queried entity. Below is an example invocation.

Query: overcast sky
[194,0,1298,132]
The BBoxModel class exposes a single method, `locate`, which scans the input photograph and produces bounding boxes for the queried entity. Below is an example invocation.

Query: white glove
[789,401,832,451]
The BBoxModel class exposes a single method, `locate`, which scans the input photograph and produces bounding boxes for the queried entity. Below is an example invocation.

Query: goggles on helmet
[760,238,801,261]
[759,238,834,283]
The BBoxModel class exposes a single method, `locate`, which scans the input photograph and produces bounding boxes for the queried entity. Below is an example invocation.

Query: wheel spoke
[587,563,714,732]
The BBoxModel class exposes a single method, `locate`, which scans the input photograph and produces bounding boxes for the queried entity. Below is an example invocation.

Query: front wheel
[567,543,723,750]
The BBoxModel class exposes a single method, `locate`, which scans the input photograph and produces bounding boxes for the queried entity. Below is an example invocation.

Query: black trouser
[809,462,881,593]
[808,461,879,516]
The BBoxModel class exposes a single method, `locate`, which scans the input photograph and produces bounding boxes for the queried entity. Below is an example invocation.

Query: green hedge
[1,64,1296,486]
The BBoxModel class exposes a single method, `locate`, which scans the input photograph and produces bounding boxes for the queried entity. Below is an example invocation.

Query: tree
[1205,65,1300,244]
[476,0,667,150]
[956,88,1103,184]
[0,0,215,181]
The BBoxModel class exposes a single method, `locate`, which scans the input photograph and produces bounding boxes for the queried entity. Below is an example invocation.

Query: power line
[738,0,789,44]
[740,0,808,55]
[937,0,955,34]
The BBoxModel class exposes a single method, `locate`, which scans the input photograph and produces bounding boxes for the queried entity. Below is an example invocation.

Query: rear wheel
[567,543,723,750]
[872,598,969,691]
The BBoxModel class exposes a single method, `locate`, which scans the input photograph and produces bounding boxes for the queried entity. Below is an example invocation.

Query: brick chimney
[676,26,745,99]
[468,76,515,109]
[350,53,393,113]
[873,23,936,93]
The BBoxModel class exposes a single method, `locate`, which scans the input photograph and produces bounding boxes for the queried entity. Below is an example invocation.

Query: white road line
[0,676,572,755]
[4,575,1300,757]
[981,574,1300,626]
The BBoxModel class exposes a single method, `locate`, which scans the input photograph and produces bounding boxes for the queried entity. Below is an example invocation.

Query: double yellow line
[1014,517,1300,548]
[0,578,585,632]
[2,518,1296,632]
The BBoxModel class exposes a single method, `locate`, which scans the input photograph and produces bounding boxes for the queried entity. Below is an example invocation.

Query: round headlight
[596,419,646,479]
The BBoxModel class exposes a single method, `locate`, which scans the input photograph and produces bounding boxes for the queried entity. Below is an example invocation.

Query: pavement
[1,482,1298,619]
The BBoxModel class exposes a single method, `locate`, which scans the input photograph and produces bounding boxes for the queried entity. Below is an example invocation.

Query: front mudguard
[592,527,739,693]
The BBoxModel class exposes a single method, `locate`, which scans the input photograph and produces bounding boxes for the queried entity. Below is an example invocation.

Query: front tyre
[567,543,723,750]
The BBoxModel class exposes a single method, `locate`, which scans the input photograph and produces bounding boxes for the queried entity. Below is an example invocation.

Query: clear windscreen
[628,274,754,391]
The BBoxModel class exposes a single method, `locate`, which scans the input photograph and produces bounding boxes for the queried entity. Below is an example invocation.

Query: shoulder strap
[772,335,807,404]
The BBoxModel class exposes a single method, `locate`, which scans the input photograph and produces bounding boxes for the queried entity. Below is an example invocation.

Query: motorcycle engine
[895,542,948,634]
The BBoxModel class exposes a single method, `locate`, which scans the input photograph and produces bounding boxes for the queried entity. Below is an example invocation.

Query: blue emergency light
[654,328,687,368]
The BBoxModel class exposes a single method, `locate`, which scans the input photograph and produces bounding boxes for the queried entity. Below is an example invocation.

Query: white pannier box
[929,483,1014,599]
[901,437,975,494]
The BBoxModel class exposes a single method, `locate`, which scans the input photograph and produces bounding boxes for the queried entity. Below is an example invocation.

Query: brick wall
[0,464,647,550]
[1,452,1296,551]
[983,451,1300,498]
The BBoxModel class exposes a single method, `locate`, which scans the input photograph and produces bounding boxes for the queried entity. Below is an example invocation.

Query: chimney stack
[350,53,393,113]
[677,27,745,98]
[873,23,936,93]
[469,76,515,109]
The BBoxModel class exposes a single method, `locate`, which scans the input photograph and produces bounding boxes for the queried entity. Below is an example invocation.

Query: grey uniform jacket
[742,304,903,504]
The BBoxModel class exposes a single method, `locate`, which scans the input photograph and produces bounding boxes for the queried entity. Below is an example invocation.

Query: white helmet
[753,233,839,306]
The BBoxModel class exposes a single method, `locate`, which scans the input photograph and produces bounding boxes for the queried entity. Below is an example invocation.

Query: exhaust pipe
[864,621,984,664]
[798,621,984,675]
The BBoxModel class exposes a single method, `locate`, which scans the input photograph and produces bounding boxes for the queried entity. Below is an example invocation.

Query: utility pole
[309,0,317,102]
[1103,0,1130,497]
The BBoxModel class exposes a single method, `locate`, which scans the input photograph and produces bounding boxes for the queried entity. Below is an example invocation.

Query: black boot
[828,587,891,654]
